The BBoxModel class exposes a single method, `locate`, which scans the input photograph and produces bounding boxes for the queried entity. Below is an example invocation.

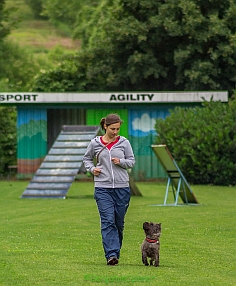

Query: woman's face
[105,122,121,138]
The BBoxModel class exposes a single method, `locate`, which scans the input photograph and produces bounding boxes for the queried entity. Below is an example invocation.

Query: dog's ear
[143,222,149,230]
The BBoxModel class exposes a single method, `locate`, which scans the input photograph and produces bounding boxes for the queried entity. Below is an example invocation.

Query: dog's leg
[142,253,149,266]
[150,258,153,266]
[154,252,159,267]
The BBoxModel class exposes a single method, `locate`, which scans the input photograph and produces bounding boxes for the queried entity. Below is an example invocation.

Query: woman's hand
[111,157,120,165]
[93,167,101,176]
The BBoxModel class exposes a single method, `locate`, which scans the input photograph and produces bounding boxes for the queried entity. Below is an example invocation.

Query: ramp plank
[21,125,101,199]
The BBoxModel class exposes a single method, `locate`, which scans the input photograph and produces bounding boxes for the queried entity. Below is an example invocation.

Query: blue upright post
[164,177,171,205]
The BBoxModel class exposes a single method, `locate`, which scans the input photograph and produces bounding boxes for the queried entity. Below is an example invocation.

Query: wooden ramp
[151,145,199,206]
[21,125,101,199]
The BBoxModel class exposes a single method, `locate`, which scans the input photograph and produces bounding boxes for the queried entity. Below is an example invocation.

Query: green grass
[6,0,80,54]
[0,181,235,285]
[8,20,80,53]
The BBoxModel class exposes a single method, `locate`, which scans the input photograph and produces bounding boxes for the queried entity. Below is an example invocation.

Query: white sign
[0,91,228,103]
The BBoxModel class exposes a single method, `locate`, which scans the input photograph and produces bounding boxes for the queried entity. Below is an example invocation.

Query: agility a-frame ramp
[21,125,101,199]
[151,145,199,206]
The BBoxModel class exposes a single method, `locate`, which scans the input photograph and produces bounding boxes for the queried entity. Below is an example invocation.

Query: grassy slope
[6,0,80,53]
[0,181,235,285]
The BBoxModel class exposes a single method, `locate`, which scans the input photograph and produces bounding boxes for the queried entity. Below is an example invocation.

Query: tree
[0,0,43,91]
[32,53,93,92]
[24,0,45,19]
[76,0,236,92]
[41,0,99,32]
[0,40,43,91]
[0,1,38,173]
[32,0,236,93]
[0,0,10,41]
[158,0,236,92]
[0,2,16,175]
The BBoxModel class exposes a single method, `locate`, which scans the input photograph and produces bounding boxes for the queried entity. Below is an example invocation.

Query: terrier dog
[141,221,161,267]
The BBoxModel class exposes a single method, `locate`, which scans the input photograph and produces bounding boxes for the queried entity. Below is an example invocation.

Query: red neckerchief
[100,136,120,150]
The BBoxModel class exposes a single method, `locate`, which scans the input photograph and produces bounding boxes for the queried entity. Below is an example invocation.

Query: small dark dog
[141,221,162,267]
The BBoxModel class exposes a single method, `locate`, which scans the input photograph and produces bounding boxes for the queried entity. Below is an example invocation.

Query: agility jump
[151,145,199,206]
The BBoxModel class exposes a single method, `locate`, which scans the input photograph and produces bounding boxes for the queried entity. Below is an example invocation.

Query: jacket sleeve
[82,140,96,174]
[119,140,135,169]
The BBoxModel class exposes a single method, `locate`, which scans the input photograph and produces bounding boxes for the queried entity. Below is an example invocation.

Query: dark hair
[100,114,123,131]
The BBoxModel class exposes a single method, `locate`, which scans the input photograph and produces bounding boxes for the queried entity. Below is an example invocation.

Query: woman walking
[83,114,135,265]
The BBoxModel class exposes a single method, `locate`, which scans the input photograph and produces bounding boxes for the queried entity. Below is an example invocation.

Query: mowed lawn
[0,180,235,285]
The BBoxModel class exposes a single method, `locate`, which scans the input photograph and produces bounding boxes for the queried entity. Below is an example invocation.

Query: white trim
[0,91,228,104]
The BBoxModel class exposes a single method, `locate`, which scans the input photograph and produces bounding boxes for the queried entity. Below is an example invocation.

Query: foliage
[0,0,11,41]
[41,0,99,34]
[73,0,117,48]
[0,1,47,91]
[32,0,236,93]
[0,39,42,91]
[32,46,112,91]
[0,107,17,174]
[155,100,236,185]
[32,53,89,91]
[24,0,45,19]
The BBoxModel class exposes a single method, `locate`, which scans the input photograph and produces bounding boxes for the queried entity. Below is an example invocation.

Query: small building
[0,91,228,180]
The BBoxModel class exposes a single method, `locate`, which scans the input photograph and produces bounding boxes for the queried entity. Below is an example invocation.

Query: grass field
[0,180,235,285]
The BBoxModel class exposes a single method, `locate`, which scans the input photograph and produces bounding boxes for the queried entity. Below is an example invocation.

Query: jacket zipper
[108,150,115,188]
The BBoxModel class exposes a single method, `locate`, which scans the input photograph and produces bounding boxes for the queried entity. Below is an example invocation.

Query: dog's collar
[146,237,158,243]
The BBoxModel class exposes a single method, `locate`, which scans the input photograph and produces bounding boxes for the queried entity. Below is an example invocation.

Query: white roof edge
[0,91,228,104]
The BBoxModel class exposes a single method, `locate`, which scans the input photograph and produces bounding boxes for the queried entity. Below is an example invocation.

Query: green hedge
[155,100,236,185]
[0,107,17,175]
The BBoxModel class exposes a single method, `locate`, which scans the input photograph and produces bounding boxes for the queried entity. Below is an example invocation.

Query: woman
[83,113,135,266]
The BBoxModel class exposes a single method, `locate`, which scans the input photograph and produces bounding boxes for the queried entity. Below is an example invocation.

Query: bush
[155,100,236,185]
[0,107,17,175]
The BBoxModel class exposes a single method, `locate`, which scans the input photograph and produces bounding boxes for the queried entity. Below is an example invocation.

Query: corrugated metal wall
[86,109,128,138]
[16,104,180,180]
[128,106,174,180]
[47,109,86,150]
[17,107,47,178]
[87,106,174,180]
[17,107,86,178]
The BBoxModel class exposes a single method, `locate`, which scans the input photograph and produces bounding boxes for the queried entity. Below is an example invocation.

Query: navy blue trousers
[94,187,130,260]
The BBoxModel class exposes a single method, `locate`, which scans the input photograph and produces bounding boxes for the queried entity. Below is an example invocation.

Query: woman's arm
[119,141,135,169]
[82,141,96,174]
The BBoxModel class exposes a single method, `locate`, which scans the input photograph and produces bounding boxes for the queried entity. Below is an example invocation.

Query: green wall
[86,109,128,138]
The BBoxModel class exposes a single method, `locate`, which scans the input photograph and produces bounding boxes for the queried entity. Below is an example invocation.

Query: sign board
[0,91,228,104]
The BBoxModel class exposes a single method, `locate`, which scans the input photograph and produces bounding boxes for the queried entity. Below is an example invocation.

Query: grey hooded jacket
[83,136,135,188]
